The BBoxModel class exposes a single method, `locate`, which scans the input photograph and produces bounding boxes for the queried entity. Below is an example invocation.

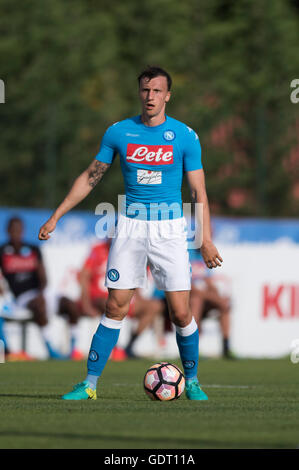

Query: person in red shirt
[78,241,110,318]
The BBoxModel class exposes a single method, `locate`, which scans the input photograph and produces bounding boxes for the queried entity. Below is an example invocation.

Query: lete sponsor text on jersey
[126,144,173,165]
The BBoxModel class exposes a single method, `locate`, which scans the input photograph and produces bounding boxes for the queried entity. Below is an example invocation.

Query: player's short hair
[7,216,23,230]
[138,66,172,91]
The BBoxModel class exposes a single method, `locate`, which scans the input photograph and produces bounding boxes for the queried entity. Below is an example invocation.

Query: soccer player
[39,66,223,400]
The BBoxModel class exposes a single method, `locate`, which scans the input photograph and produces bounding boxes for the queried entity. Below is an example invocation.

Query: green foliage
[0,0,298,215]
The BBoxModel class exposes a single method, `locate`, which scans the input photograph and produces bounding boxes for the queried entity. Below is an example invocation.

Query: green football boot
[61,381,97,400]
[185,379,208,401]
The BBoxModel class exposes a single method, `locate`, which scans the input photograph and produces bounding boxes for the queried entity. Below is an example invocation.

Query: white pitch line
[203,384,253,389]
[112,383,254,389]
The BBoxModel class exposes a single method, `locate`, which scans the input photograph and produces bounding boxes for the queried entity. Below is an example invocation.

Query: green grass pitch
[0,358,298,449]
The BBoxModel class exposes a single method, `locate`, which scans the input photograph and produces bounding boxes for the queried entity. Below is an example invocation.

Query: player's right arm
[38,160,110,240]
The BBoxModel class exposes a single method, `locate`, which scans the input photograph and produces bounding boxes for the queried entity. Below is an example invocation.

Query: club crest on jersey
[163,130,176,141]
[126,144,173,165]
[107,268,120,282]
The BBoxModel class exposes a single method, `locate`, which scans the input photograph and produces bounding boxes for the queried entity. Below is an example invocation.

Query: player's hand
[38,217,57,240]
[200,240,223,269]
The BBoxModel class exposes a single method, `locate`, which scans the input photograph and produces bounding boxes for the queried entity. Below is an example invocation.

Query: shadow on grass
[0,394,61,399]
[0,393,155,403]
[0,430,278,449]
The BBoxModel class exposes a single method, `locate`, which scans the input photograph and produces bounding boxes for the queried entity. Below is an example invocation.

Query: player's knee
[105,297,129,321]
[169,309,191,328]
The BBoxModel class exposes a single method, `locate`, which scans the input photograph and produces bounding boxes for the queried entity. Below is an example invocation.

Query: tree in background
[0,0,298,216]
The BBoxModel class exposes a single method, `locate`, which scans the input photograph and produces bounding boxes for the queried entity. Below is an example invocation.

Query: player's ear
[165,91,171,103]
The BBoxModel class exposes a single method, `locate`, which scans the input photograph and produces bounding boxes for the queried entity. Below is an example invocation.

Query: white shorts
[105,214,191,291]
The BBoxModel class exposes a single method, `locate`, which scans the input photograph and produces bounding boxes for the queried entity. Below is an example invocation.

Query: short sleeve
[95,124,118,164]
[182,126,203,172]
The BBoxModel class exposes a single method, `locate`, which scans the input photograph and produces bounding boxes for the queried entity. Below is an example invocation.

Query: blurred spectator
[77,240,110,318]
[124,287,165,358]
[56,295,84,360]
[124,250,233,360]
[0,274,10,356]
[0,315,8,358]
[0,216,83,360]
[189,248,233,359]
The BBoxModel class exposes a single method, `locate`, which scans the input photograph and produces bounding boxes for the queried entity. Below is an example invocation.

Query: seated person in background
[57,295,84,360]
[124,287,166,358]
[0,274,11,357]
[189,248,233,359]
[0,216,83,360]
[0,299,9,359]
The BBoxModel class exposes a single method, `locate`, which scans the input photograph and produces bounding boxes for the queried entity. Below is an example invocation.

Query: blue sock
[86,317,122,389]
[175,318,199,381]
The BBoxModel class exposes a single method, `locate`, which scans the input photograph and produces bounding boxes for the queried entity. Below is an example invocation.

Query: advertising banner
[0,207,298,359]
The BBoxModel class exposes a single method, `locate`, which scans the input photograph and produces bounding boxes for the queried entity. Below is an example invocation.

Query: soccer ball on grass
[143,362,185,401]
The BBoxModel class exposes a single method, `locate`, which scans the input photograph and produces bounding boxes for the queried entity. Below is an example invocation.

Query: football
[143,362,185,401]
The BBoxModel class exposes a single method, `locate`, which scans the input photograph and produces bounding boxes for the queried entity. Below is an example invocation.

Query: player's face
[139,76,171,120]
[8,221,24,244]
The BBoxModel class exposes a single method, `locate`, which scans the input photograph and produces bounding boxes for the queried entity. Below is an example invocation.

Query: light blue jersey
[95,115,202,220]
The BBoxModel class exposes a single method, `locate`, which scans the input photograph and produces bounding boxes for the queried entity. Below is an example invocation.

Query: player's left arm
[186,169,223,269]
